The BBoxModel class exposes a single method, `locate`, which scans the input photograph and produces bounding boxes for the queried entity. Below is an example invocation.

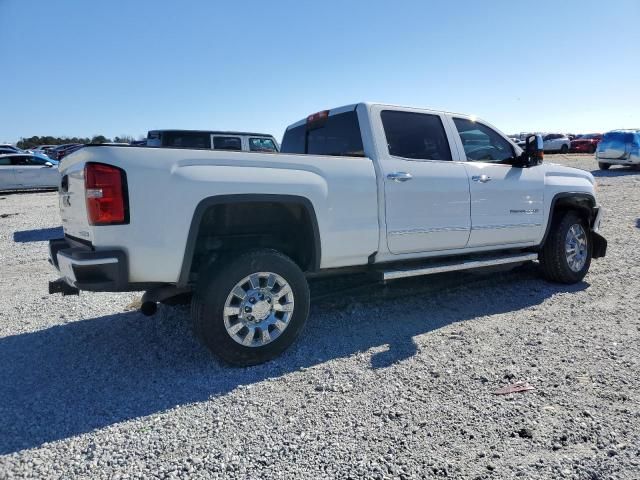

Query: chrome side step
[381,252,538,282]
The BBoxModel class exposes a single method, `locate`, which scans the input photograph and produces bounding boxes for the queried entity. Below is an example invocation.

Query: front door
[0,159,18,190]
[449,116,544,247]
[375,108,471,254]
[12,155,58,188]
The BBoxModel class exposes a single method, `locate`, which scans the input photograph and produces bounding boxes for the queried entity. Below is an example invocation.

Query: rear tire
[539,211,592,284]
[560,144,569,154]
[590,144,597,154]
[598,162,611,170]
[191,249,310,366]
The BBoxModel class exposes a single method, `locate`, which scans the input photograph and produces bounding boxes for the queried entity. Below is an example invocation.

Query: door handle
[471,175,492,183]
[387,172,413,182]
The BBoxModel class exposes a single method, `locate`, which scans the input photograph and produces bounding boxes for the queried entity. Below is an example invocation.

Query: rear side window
[213,136,242,151]
[163,132,210,149]
[381,110,452,161]
[453,118,514,162]
[249,138,277,152]
[281,110,364,157]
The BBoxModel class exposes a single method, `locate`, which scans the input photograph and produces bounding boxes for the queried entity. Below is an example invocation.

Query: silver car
[596,130,640,170]
[0,153,60,191]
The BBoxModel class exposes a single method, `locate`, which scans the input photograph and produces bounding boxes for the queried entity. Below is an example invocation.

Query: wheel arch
[178,194,321,288]
[539,192,597,248]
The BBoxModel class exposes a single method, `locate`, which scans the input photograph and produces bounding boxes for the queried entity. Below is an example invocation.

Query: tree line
[16,135,140,149]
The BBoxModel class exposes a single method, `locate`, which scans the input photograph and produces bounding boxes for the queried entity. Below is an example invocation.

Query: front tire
[598,162,611,170]
[191,249,310,366]
[539,211,592,284]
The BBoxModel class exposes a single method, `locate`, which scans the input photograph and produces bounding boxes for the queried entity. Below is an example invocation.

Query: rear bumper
[48,238,129,292]
[597,154,640,165]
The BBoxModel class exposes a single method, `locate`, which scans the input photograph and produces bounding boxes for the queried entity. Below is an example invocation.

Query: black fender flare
[539,192,598,248]
[177,194,321,287]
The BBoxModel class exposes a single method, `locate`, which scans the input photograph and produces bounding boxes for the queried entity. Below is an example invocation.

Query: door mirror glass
[522,134,544,167]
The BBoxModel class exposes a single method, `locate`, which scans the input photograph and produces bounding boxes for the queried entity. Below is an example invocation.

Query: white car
[49,102,607,365]
[0,153,60,191]
[542,133,571,153]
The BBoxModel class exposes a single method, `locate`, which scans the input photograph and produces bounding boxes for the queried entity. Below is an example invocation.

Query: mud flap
[591,232,607,258]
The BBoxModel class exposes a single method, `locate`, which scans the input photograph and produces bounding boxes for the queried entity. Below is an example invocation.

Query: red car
[570,133,602,153]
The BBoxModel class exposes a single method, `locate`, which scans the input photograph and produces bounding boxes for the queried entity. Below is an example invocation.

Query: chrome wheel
[223,272,295,347]
[565,223,588,272]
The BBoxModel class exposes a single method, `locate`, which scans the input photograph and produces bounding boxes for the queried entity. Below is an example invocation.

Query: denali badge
[510,209,539,214]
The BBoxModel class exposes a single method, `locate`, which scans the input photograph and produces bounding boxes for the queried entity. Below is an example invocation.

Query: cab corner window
[381,110,452,161]
[453,118,515,162]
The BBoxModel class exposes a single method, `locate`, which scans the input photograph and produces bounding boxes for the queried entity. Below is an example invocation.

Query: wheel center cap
[251,301,271,321]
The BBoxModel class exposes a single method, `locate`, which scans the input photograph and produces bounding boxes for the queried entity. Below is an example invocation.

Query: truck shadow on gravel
[591,168,639,177]
[0,265,588,454]
[13,226,64,243]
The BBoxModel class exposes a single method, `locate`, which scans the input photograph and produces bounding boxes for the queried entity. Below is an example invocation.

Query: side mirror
[523,134,544,167]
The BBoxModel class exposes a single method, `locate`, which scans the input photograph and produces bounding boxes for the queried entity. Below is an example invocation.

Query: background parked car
[570,133,602,153]
[542,133,571,153]
[31,145,57,157]
[596,130,640,170]
[0,153,60,191]
[0,144,24,154]
[146,130,279,152]
[48,143,83,160]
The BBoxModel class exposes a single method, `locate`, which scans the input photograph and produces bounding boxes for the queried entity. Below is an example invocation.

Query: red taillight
[84,162,128,225]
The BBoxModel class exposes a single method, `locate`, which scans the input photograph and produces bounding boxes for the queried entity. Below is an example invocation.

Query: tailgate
[59,158,93,242]
[598,141,627,159]
[598,132,633,159]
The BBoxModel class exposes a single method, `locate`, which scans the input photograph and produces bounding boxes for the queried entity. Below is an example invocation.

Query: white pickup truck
[49,102,607,365]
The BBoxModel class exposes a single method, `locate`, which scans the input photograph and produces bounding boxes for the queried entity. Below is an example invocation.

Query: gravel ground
[0,155,639,479]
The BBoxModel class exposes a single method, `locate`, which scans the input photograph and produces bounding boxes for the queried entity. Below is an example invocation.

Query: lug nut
[244,306,252,313]
[249,297,257,304]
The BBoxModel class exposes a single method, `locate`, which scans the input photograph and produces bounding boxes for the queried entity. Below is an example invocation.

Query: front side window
[213,136,242,151]
[27,155,49,165]
[453,118,514,162]
[10,156,30,166]
[249,138,277,152]
[381,110,452,161]
[281,110,364,157]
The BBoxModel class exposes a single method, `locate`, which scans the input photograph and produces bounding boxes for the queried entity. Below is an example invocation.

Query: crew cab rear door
[0,156,18,190]
[371,105,471,254]
[447,115,544,247]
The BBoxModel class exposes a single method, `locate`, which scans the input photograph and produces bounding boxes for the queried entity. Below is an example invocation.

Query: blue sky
[1,0,639,143]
